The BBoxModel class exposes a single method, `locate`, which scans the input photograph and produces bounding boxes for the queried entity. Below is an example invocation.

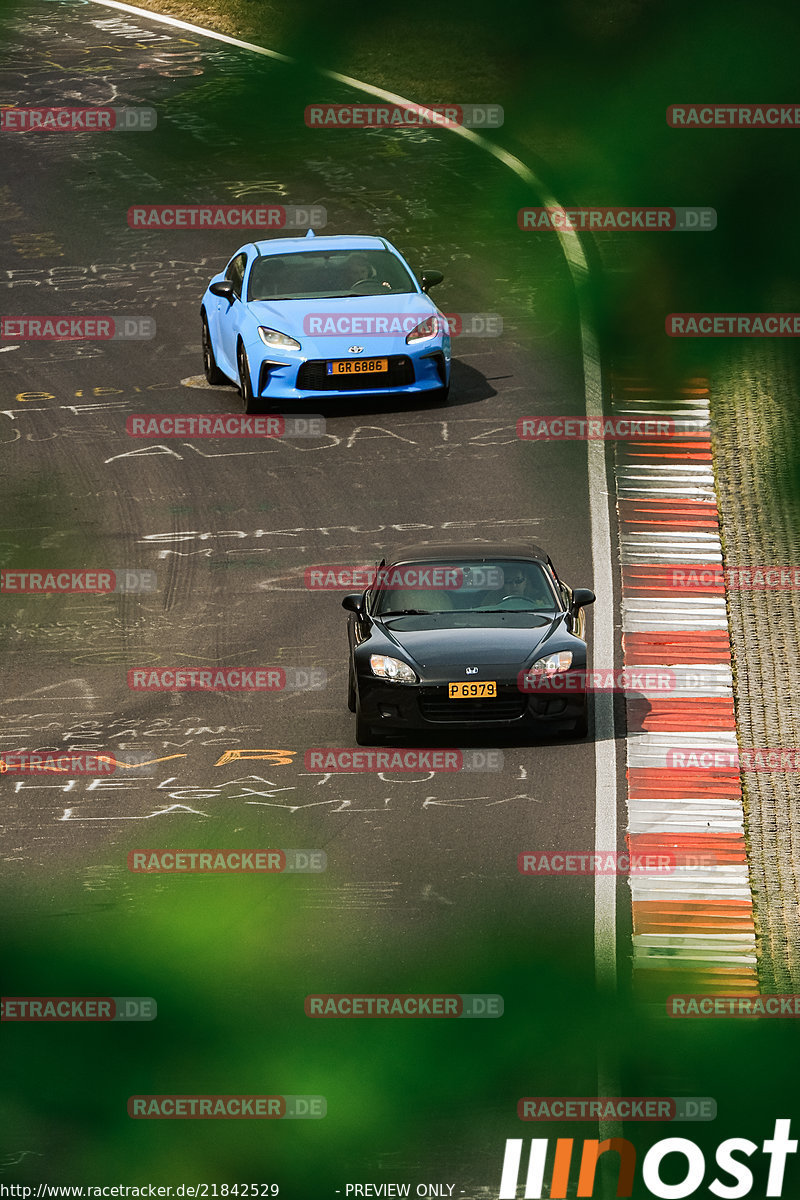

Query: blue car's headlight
[370,654,417,684]
[258,326,301,352]
[405,317,438,344]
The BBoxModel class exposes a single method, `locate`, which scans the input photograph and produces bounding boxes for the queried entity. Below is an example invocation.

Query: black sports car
[342,541,595,744]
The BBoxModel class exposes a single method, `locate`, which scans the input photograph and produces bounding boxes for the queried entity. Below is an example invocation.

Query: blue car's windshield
[247,249,417,301]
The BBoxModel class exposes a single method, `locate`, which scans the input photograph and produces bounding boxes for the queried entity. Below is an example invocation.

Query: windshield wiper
[377,609,431,617]
[470,607,547,614]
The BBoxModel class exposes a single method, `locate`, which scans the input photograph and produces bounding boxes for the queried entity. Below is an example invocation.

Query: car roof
[250,234,389,256]
[386,541,552,565]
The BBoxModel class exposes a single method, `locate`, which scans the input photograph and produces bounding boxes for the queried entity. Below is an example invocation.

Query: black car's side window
[225,253,247,299]
[546,567,569,610]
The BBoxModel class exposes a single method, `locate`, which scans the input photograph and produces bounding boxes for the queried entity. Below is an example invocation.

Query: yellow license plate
[448,681,497,699]
[327,358,388,375]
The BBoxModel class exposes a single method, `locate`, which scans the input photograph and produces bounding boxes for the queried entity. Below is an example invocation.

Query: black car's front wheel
[355,712,375,745]
[237,343,258,414]
[572,705,589,739]
[347,664,357,713]
[202,312,226,384]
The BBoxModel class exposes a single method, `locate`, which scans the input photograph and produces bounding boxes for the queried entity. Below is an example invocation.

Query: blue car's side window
[225,253,247,299]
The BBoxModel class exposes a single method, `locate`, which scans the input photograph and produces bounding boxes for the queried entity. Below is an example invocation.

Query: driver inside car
[344,254,374,287]
[479,565,553,608]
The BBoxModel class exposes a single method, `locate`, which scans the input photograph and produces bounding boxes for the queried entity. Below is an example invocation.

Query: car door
[546,561,586,638]
[558,578,587,639]
[213,251,248,377]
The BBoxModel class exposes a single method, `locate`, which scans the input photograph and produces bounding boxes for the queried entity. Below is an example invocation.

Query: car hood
[245,293,442,357]
[378,613,564,670]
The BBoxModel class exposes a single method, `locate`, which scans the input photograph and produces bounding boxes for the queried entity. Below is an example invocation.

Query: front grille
[419,689,528,723]
[297,356,415,392]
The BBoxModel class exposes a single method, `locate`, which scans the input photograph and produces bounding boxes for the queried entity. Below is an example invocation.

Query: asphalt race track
[0,2,632,1192]
[1,2,617,915]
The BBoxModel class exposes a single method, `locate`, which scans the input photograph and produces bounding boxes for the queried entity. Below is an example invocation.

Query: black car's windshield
[370,560,560,617]
[247,249,417,301]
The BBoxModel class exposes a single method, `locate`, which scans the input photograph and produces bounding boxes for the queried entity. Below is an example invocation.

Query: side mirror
[571,588,596,613]
[420,269,444,293]
[342,593,363,615]
[210,280,236,303]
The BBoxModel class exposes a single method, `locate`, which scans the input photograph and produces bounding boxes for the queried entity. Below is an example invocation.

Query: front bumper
[248,346,448,400]
[356,677,587,733]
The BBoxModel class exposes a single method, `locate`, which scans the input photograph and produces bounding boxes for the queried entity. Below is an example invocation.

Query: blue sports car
[200,232,451,411]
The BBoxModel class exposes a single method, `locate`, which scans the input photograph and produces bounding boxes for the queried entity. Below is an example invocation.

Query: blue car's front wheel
[237,343,258,414]
[201,312,226,385]
[425,382,450,406]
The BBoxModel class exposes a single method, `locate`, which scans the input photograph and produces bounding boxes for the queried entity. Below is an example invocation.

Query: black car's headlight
[523,651,573,683]
[370,654,418,684]
[405,316,438,344]
[258,326,301,351]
